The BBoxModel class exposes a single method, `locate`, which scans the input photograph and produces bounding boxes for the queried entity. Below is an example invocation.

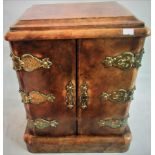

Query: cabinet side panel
[78,37,145,135]
[10,40,76,136]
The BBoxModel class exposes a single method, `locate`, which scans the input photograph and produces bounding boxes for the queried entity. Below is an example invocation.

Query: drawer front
[77,38,145,135]
[10,40,76,136]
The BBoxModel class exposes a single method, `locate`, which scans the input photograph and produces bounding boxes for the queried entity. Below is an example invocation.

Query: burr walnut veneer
[5,2,150,153]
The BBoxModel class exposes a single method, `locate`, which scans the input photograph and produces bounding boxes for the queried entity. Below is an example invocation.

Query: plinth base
[24,127,131,153]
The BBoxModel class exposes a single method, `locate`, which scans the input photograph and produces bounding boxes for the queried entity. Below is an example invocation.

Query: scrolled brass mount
[98,117,128,129]
[100,87,135,103]
[102,48,144,70]
[28,118,58,129]
[19,90,55,104]
[10,53,52,72]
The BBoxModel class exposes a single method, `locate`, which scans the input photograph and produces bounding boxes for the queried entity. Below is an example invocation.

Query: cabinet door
[10,40,76,136]
[77,38,145,135]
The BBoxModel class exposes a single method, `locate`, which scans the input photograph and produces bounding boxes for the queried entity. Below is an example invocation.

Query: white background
[3,0,151,155]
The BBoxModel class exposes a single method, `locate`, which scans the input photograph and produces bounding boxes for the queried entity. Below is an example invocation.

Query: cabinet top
[19,2,136,20]
[5,2,150,41]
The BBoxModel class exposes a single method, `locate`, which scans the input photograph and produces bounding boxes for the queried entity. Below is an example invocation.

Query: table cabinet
[5,2,150,153]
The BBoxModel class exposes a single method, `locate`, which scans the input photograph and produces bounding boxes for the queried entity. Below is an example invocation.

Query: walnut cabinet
[5,2,150,153]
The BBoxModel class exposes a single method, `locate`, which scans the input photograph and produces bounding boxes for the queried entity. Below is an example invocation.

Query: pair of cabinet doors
[10,37,144,137]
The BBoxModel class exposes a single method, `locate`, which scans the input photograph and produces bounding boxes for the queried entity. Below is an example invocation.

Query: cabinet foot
[24,127,131,153]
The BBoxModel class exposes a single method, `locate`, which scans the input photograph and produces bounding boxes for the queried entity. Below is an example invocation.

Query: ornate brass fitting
[10,53,52,72]
[102,48,144,70]
[19,90,55,104]
[66,81,75,109]
[100,87,135,103]
[28,118,58,129]
[80,82,89,109]
[98,117,128,129]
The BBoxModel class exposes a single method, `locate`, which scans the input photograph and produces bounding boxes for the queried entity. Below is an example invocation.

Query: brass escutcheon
[80,82,89,109]
[66,81,75,109]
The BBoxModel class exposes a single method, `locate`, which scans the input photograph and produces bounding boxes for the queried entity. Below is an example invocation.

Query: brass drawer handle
[102,48,144,70]
[66,81,75,109]
[98,117,128,129]
[80,82,89,109]
[10,53,52,72]
[100,87,135,103]
[19,90,55,104]
[28,118,58,129]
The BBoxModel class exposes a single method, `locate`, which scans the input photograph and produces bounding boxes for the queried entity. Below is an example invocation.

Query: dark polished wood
[11,40,77,136]
[10,2,144,31]
[5,2,150,41]
[78,37,145,135]
[24,126,132,153]
[5,1,150,153]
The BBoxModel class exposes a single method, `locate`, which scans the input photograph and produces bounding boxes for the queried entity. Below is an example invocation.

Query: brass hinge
[28,118,58,129]
[102,48,144,70]
[10,53,52,72]
[19,90,55,104]
[98,117,128,129]
[100,87,135,103]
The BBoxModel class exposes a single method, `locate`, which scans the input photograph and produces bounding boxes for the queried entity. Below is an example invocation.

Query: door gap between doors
[75,39,79,135]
